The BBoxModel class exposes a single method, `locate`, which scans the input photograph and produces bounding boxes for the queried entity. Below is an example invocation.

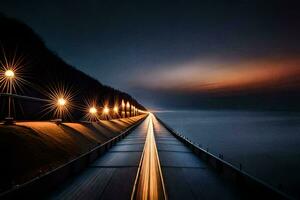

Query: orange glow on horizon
[132,58,300,93]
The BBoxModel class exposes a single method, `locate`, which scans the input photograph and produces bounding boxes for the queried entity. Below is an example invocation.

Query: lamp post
[103,106,109,114]
[57,97,67,122]
[89,106,97,114]
[4,69,15,124]
[113,106,118,118]
[89,106,97,122]
[121,100,125,118]
[103,106,109,120]
[133,106,135,116]
[126,101,130,118]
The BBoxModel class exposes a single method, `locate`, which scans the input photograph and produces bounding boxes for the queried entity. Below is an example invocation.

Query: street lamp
[5,70,14,78]
[89,106,97,115]
[103,106,109,114]
[56,97,67,122]
[130,105,133,117]
[113,106,118,113]
[57,98,66,107]
[4,69,15,123]
[88,106,97,122]
[132,106,135,116]
[45,84,75,124]
[113,106,119,119]
[122,100,125,118]
[126,102,130,117]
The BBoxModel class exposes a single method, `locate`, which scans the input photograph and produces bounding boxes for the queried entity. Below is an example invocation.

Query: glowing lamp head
[57,98,66,106]
[89,107,97,114]
[103,107,109,114]
[113,106,118,113]
[5,70,14,78]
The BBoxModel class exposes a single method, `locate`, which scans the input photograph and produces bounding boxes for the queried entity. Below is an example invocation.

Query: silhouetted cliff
[0,14,146,120]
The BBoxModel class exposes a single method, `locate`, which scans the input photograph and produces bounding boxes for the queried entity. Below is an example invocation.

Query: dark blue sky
[1,0,300,109]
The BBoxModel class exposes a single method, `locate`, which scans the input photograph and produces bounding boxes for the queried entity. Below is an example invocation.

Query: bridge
[1,114,290,199]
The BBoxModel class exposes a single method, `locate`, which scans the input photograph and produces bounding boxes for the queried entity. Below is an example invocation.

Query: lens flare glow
[4,70,14,78]
[57,98,66,106]
[103,107,109,114]
[42,82,77,120]
[0,47,29,95]
[113,106,118,113]
[81,98,99,122]
[0,48,31,119]
[89,107,97,114]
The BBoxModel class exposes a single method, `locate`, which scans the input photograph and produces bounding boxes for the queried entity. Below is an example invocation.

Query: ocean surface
[155,110,300,198]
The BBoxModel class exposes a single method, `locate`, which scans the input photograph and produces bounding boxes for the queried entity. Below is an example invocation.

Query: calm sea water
[155,110,300,198]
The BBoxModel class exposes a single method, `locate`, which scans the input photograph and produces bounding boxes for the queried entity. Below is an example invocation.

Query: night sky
[1,0,300,109]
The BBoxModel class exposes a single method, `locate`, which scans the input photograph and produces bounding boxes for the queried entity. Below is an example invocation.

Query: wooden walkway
[48,114,280,200]
[50,118,149,200]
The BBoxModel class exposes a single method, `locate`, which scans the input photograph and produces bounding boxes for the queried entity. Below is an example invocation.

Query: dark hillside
[0,14,145,120]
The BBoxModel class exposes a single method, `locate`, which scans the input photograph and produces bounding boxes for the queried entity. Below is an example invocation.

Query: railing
[0,93,50,102]
[0,115,148,199]
[155,115,293,200]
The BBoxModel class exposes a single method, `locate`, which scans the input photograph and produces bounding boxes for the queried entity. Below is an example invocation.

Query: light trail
[131,114,167,200]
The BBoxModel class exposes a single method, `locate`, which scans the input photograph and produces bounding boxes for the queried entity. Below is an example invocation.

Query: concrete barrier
[155,116,293,200]
[0,116,147,199]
